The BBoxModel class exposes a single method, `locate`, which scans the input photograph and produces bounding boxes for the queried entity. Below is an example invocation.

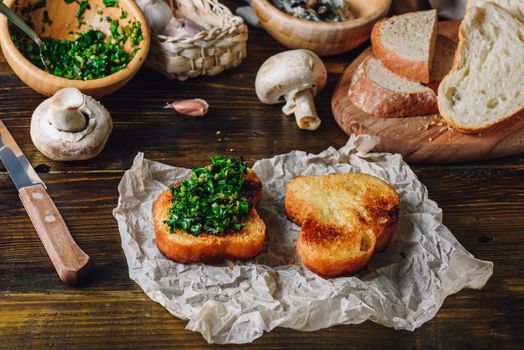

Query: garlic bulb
[161,17,203,38]
[138,0,174,33]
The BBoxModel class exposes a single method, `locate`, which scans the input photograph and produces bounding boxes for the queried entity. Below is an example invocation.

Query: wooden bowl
[252,0,391,56]
[0,0,150,98]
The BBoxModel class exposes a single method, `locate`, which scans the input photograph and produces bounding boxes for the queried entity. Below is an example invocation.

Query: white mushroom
[255,49,327,131]
[30,87,113,161]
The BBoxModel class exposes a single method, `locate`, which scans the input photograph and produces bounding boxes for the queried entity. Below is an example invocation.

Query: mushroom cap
[31,92,112,161]
[255,49,327,104]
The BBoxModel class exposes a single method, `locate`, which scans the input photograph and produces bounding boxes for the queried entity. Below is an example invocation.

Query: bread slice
[437,3,524,132]
[154,169,266,263]
[285,173,400,278]
[467,0,524,22]
[428,35,458,91]
[348,56,437,118]
[371,10,438,83]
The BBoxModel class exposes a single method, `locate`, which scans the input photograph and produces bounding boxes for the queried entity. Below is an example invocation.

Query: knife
[0,120,91,285]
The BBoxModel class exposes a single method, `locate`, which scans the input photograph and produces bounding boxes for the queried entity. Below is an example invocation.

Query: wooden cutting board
[331,21,524,163]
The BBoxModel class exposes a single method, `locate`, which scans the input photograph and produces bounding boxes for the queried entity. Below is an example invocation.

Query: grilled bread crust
[154,170,266,263]
[285,173,400,278]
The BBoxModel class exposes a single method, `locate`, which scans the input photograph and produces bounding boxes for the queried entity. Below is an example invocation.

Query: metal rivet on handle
[32,192,43,199]
[44,215,56,223]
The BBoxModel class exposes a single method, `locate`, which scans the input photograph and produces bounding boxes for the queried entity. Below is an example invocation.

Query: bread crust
[296,219,376,277]
[437,3,524,133]
[285,173,400,278]
[153,170,266,263]
[348,56,438,118]
[427,35,457,92]
[371,14,438,84]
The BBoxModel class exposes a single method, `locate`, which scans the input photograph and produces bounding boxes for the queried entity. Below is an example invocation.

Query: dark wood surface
[1,2,523,348]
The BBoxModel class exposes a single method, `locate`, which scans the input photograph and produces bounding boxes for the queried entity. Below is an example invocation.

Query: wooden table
[1,4,523,349]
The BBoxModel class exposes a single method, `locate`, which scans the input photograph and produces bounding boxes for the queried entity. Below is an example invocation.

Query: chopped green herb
[14,26,141,80]
[42,10,52,25]
[120,10,127,19]
[75,0,90,19]
[164,156,251,236]
[33,0,47,11]
[97,9,103,14]
[12,0,143,81]
[103,0,118,7]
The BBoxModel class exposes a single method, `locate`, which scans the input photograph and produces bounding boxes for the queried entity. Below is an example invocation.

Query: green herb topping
[14,27,139,80]
[165,156,251,236]
[103,0,118,7]
[12,0,143,80]
[75,0,90,19]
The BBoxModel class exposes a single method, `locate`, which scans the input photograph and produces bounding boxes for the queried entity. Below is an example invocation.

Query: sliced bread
[348,56,438,118]
[285,173,400,278]
[154,169,266,263]
[371,10,438,83]
[437,3,524,132]
[467,0,524,22]
[428,35,458,91]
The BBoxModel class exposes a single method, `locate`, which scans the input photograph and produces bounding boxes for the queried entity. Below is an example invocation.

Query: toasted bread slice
[371,10,438,83]
[437,3,524,132]
[154,170,266,263]
[348,56,438,118]
[285,173,400,278]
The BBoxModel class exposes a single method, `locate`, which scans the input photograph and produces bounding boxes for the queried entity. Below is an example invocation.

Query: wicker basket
[146,0,248,80]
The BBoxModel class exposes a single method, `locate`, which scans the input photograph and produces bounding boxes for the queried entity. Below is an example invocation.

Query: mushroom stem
[284,89,321,131]
[49,109,87,133]
[47,87,87,133]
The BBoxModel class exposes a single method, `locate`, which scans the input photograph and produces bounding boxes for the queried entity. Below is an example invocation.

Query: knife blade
[0,120,91,285]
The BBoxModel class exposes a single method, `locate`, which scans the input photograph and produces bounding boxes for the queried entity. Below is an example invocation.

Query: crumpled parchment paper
[113,135,493,344]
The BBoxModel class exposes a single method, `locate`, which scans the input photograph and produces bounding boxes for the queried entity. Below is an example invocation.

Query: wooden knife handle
[19,184,91,285]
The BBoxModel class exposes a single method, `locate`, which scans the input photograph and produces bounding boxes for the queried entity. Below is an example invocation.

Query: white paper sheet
[113,135,493,344]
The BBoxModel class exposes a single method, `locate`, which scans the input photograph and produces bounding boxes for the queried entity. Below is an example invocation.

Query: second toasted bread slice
[285,173,400,278]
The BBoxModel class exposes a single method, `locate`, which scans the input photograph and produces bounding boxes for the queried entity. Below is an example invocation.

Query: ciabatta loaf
[438,3,524,132]
[348,56,438,117]
[371,10,438,83]
[285,173,400,278]
[154,170,266,263]
[467,0,524,22]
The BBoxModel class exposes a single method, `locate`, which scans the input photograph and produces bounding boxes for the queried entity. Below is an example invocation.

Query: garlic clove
[161,18,181,37]
[164,99,209,117]
[161,17,203,38]
[140,0,174,33]
[180,18,204,36]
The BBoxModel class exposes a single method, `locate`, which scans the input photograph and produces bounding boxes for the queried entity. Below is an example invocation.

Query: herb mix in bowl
[11,0,143,80]
[165,156,252,237]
